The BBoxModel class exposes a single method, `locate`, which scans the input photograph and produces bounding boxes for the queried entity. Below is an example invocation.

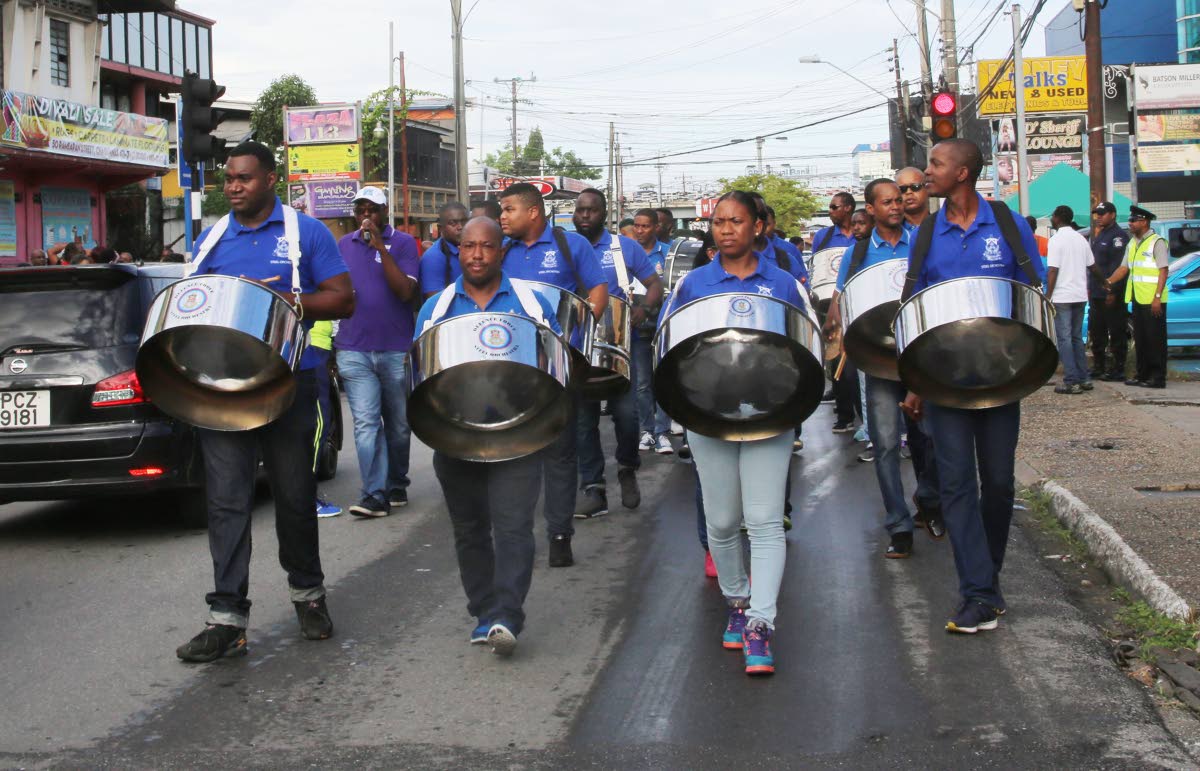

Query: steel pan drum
[653,293,824,440]
[137,274,306,431]
[408,312,572,462]
[523,280,593,376]
[894,277,1057,409]
[809,247,846,315]
[581,296,632,399]
[839,258,908,380]
[665,238,703,293]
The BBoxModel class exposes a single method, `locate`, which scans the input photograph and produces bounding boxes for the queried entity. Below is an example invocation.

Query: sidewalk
[1017,375,1200,617]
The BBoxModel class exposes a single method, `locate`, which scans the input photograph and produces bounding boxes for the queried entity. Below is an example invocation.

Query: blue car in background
[1166,251,1200,348]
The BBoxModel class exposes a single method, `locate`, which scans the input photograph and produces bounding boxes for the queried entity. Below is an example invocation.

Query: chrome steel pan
[653,293,824,440]
[839,258,908,380]
[408,312,572,462]
[137,274,306,431]
[894,277,1057,409]
[809,247,846,314]
[664,238,703,293]
[581,296,632,400]
[523,280,593,377]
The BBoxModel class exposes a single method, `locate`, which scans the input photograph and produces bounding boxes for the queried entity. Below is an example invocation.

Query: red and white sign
[490,177,556,196]
[695,198,719,218]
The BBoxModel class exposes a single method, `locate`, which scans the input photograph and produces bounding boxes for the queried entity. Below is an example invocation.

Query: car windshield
[0,266,141,352]
[1169,252,1200,277]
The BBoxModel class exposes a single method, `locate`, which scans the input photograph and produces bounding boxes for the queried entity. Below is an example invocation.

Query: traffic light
[930,90,958,145]
[180,72,228,166]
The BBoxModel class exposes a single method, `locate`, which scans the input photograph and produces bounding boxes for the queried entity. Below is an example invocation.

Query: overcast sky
[190,0,1051,189]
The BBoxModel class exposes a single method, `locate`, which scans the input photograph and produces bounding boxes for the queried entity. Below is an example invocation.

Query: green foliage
[483,127,601,180]
[717,173,819,235]
[1114,600,1198,661]
[360,86,443,181]
[250,75,318,152]
[200,169,291,218]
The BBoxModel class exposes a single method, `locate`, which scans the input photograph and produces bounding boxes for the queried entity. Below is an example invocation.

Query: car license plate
[0,390,50,429]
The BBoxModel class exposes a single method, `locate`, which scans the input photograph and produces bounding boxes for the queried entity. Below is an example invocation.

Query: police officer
[175,142,354,663]
[1106,206,1168,389]
[499,182,609,567]
[420,201,469,299]
[901,139,1045,635]
[1088,202,1130,381]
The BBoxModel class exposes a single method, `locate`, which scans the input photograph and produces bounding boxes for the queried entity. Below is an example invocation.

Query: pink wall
[0,171,105,263]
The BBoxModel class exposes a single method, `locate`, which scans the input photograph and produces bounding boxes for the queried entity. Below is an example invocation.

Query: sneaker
[793,438,804,452]
[743,622,775,676]
[1101,371,1124,382]
[899,438,911,459]
[175,624,247,663]
[388,488,408,507]
[654,435,674,455]
[782,513,793,531]
[470,618,491,645]
[723,607,749,649]
[946,599,999,634]
[857,443,875,463]
[924,509,947,540]
[832,420,855,433]
[638,431,655,452]
[316,496,342,518]
[294,596,334,640]
[349,494,389,518]
[1080,380,1094,391]
[677,442,692,460]
[1054,383,1082,394]
[618,466,641,509]
[704,550,718,579]
[549,534,573,567]
[573,487,609,519]
[885,531,913,559]
[853,426,869,442]
[670,421,684,436]
[821,389,835,403]
[487,622,518,656]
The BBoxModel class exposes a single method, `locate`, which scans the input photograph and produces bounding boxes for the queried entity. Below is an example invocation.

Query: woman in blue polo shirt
[659,190,804,677]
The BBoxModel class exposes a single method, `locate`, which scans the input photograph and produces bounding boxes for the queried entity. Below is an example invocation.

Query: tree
[717,173,820,235]
[250,74,318,152]
[483,126,601,180]
[360,85,443,181]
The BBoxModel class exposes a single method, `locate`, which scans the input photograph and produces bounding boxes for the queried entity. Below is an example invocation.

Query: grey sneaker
[176,624,247,663]
[618,466,640,509]
[294,597,334,640]
[573,486,609,519]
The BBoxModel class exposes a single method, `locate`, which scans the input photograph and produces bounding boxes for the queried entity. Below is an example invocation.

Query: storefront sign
[993,115,1085,153]
[1136,113,1200,142]
[995,154,1082,197]
[1132,64,1200,110]
[0,91,168,167]
[0,181,17,261]
[977,56,1088,116]
[286,142,362,182]
[287,180,360,218]
[1136,144,1200,173]
[285,105,360,145]
[40,187,95,252]
[490,176,555,196]
[696,198,718,218]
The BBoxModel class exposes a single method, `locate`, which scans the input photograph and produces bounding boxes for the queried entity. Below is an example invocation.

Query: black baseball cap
[1092,201,1116,215]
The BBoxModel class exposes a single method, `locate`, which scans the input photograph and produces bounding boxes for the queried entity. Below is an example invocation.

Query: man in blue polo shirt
[631,208,673,454]
[415,216,560,658]
[901,139,1044,636]
[571,190,663,520]
[765,204,809,286]
[813,192,859,430]
[419,200,468,299]
[176,142,354,663]
[500,182,609,568]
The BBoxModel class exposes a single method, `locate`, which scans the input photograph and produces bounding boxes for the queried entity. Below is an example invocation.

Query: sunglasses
[897,184,924,194]
[1128,215,1148,222]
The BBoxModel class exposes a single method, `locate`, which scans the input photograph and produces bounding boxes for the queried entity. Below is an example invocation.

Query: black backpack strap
[773,245,791,272]
[988,200,1043,290]
[439,238,454,287]
[846,237,871,281]
[901,216,937,303]
[815,226,835,253]
[551,226,588,292]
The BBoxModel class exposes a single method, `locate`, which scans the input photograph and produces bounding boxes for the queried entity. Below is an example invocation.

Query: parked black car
[0,263,342,526]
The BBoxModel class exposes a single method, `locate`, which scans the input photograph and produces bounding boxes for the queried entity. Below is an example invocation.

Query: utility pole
[755,136,765,174]
[615,133,623,225]
[914,0,934,106]
[399,49,410,229]
[450,0,469,203]
[893,38,911,168]
[657,163,664,207]
[607,122,615,230]
[941,0,959,95]
[1083,0,1106,211]
[387,23,396,233]
[1012,4,1030,216]
[494,75,535,157]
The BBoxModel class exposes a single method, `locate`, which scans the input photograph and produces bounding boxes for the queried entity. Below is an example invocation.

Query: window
[197,27,211,78]
[125,14,141,68]
[142,13,157,71]
[50,19,70,85]
[170,17,183,76]
[184,22,198,74]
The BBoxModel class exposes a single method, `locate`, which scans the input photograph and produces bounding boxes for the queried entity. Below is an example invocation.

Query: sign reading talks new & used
[0,91,169,167]
[977,56,1088,116]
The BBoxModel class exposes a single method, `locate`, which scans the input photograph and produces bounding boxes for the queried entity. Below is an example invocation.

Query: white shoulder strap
[423,285,458,333]
[609,233,632,295]
[185,213,231,277]
[511,278,552,325]
[281,205,303,295]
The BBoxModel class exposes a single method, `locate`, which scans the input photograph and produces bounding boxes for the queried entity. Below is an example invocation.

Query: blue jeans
[864,375,912,534]
[925,401,1020,608]
[1053,302,1089,385]
[905,413,940,510]
[632,332,670,436]
[335,350,411,501]
[577,386,640,490]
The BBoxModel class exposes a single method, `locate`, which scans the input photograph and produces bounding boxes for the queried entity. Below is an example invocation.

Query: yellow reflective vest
[1124,232,1167,305]
[309,320,333,351]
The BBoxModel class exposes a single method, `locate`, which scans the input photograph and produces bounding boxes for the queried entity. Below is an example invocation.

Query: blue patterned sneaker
[315,496,342,518]
[470,618,491,645]
[743,621,775,675]
[723,607,748,650]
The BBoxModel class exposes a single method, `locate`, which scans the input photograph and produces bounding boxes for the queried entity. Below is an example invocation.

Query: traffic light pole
[1011,3,1030,216]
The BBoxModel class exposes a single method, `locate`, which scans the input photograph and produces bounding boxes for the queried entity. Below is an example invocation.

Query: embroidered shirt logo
[273,236,291,260]
[982,236,1003,262]
[1113,237,1125,249]
[756,285,774,296]
[541,250,558,269]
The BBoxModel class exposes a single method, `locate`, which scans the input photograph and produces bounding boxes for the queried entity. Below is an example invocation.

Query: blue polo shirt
[660,253,806,324]
[193,197,348,370]
[502,223,606,294]
[811,225,856,253]
[587,231,657,301]
[835,227,911,291]
[910,194,1046,294]
[419,237,461,296]
[658,239,673,256]
[415,273,562,335]
[759,239,810,285]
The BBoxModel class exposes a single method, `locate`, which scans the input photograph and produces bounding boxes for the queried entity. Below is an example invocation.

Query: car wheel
[175,487,208,529]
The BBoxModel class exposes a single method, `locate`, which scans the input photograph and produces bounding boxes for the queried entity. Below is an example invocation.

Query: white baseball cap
[353,186,387,206]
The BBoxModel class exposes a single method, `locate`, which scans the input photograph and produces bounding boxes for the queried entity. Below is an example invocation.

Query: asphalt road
[0,402,1193,769]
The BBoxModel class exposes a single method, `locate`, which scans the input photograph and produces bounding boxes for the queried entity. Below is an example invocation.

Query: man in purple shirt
[335,187,422,518]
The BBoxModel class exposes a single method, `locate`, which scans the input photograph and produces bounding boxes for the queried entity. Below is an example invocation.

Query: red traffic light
[931,91,957,117]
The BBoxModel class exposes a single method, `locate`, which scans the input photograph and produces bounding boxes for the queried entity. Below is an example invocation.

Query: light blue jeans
[865,375,913,534]
[1053,302,1089,385]
[335,350,411,501]
[632,332,671,437]
[687,430,792,629]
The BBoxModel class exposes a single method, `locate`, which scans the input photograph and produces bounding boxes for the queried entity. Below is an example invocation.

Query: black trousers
[540,393,578,538]
[198,369,323,626]
[433,451,541,634]
[1131,301,1168,384]
[833,359,861,425]
[1088,297,1128,374]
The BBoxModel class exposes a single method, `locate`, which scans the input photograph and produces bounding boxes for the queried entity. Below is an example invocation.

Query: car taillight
[129,467,165,476]
[93,369,146,407]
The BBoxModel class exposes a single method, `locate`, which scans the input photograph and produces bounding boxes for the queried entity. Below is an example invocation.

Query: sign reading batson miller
[1134,64,1200,110]
[0,91,169,167]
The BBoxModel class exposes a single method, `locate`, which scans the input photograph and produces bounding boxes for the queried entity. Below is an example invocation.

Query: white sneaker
[638,431,655,451]
[655,435,674,455]
[670,421,684,436]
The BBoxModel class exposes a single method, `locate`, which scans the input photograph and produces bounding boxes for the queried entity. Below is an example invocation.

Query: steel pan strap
[281,205,304,300]
[185,214,231,277]
[608,233,632,296]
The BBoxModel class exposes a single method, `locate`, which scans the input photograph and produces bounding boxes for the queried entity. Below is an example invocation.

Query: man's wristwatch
[1154,292,1162,299]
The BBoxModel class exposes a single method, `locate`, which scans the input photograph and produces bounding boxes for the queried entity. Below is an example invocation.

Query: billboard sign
[0,91,169,167]
[490,176,555,196]
[1132,64,1200,111]
[977,56,1088,116]
[1136,113,1200,142]
[287,180,360,218]
[285,105,360,145]
[1136,144,1200,173]
[286,142,361,182]
[993,114,1085,154]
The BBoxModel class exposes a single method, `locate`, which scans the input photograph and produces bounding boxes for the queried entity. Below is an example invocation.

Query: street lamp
[731,135,787,174]
[798,56,893,101]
